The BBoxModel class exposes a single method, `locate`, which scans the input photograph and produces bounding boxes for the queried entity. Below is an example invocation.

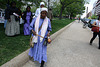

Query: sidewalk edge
[1,20,76,67]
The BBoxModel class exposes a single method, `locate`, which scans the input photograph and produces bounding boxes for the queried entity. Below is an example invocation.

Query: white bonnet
[40,2,45,6]
[41,7,48,12]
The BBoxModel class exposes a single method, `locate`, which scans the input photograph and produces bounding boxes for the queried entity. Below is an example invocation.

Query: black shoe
[40,61,45,67]
[98,47,100,49]
[90,43,92,45]
[40,65,44,67]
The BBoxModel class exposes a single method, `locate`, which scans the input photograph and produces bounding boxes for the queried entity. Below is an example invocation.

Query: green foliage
[0,0,42,9]
[31,6,37,13]
[77,15,81,18]
[88,17,91,19]
[66,1,85,17]
[59,0,86,18]
[91,14,98,19]
[0,0,24,9]
[51,2,61,17]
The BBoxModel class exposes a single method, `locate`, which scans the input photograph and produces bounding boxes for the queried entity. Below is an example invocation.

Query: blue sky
[81,0,98,18]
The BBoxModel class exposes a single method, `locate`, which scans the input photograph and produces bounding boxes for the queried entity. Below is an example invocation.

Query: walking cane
[36,34,44,38]
[36,34,51,44]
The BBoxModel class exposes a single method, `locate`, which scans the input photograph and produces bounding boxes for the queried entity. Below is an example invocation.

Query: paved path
[22,20,100,67]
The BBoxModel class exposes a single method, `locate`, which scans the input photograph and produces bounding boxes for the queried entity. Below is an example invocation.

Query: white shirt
[96,20,100,27]
[35,8,41,17]
[96,20,100,31]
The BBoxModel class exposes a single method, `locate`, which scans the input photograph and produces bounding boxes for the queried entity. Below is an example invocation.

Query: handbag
[30,34,51,47]
[91,21,99,32]
[30,36,34,48]
[91,27,99,32]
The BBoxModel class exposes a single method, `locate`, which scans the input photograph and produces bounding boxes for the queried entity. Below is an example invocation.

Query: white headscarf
[40,7,48,12]
[40,2,45,6]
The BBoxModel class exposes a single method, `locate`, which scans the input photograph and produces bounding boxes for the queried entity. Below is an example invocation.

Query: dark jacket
[6,6,21,21]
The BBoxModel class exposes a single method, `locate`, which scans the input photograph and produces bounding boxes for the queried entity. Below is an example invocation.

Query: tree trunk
[59,5,64,20]
[7,0,9,5]
[48,0,50,10]
[70,14,72,20]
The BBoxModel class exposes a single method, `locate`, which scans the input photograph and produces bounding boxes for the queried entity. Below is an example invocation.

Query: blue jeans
[4,20,7,28]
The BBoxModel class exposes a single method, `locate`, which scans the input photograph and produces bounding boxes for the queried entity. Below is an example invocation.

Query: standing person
[22,6,33,35]
[47,8,53,22]
[78,17,80,23]
[5,1,20,36]
[35,2,45,17]
[90,16,100,49]
[28,7,52,67]
[18,7,23,24]
[4,9,8,29]
[4,4,9,28]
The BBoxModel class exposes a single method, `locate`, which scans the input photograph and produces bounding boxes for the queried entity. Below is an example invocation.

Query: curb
[1,20,76,67]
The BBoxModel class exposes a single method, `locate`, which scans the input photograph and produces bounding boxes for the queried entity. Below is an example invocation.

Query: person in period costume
[90,16,100,49]
[22,6,33,35]
[28,7,52,67]
[5,1,21,36]
[35,2,45,17]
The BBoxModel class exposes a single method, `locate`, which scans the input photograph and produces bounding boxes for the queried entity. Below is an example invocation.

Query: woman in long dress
[28,7,52,67]
[23,6,33,35]
[5,1,20,36]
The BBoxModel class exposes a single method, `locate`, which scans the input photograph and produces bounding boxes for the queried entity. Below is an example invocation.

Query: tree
[51,2,61,17]
[0,0,24,9]
[59,0,86,19]
[0,0,42,9]
[65,1,85,18]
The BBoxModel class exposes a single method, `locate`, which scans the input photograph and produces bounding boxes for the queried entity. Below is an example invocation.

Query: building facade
[92,1,97,15]
[95,0,100,16]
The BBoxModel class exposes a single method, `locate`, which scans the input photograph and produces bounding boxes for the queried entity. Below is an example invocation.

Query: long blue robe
[28,17,52,63]
[24,12,31,35]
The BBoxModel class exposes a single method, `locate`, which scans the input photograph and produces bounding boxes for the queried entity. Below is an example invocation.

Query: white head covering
[40,2,45,6]
[41,7,48,12]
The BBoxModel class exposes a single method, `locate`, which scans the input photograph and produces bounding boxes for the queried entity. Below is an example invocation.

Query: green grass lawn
[0,18,74,66]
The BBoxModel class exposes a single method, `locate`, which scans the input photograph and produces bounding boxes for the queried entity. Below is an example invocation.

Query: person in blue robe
[28,7,52,67]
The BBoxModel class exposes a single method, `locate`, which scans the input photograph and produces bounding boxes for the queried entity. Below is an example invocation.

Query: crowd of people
[2,1,100,67]
[4,1,52,67]
[4,1,53,36]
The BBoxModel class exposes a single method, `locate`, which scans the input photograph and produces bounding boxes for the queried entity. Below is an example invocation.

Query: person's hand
[95,25,99,27]
[48,38,51,43]
[47,33,50,37]
[32,30,36,35]
[8,19,11,22]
